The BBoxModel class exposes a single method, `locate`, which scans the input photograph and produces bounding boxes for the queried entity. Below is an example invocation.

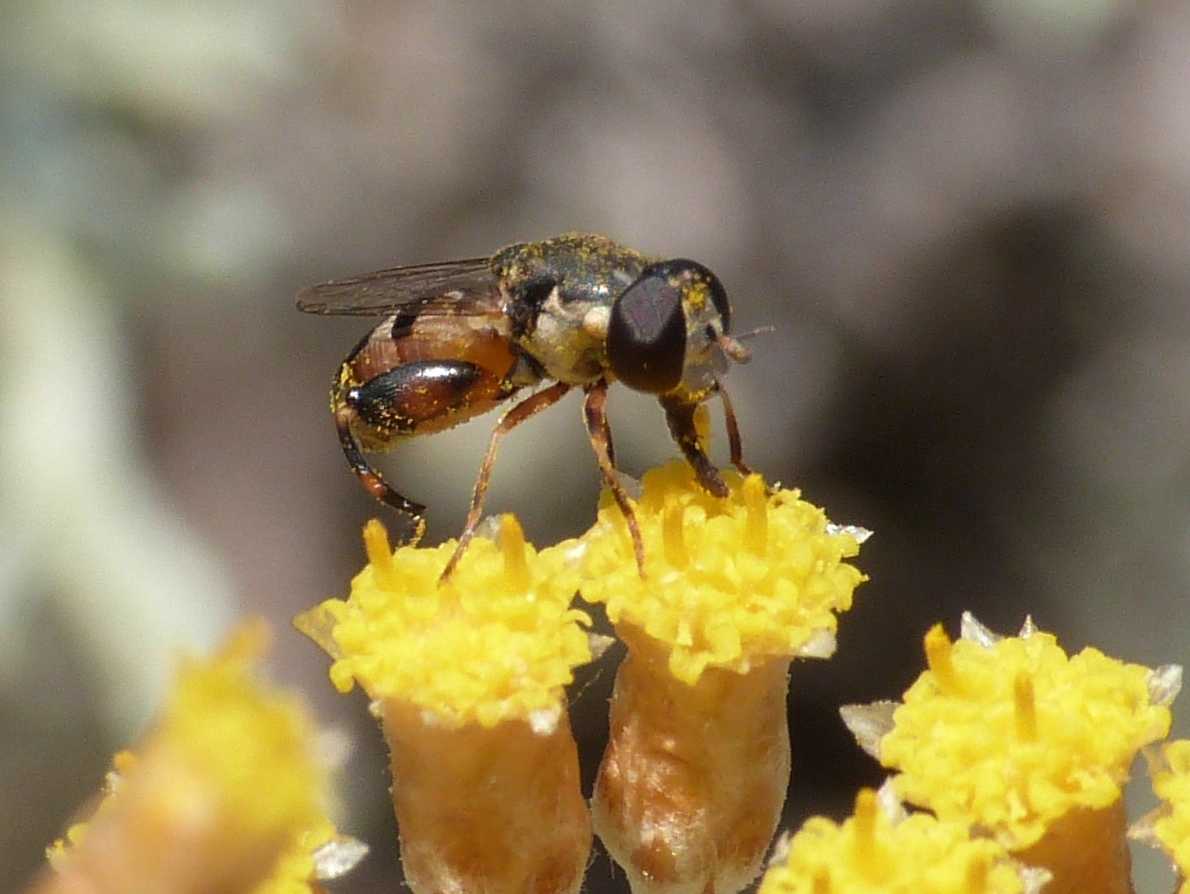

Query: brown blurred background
[3,2,1189,891]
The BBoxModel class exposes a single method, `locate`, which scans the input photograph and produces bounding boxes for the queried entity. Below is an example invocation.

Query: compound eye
[607,267,687,394]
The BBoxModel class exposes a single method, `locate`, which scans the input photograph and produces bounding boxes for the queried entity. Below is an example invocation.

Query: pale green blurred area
[2,2,1189,892]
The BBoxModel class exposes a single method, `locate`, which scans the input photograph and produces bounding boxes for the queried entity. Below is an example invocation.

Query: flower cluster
[36,458,1189,894]
[298,463,867,894]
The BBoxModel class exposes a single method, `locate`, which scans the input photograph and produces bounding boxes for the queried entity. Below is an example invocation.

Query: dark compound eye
[607,264,687,394]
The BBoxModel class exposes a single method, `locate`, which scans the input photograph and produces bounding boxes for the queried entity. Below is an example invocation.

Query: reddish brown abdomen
[337,314,519,446]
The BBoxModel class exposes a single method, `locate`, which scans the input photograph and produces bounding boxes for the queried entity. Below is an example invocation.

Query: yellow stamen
[662,499,688,568]
[924,623,962,695]
[812,867,831,894]
[852,788,882,878]
[743,473,767,555]
[500,514,529,592]
[363,518,396,589]
[1014,671,1037,742]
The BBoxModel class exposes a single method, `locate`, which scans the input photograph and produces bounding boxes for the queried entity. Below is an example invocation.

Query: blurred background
[3,1,1188,891]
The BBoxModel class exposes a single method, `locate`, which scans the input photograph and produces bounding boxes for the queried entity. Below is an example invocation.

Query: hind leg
[335,406,428,543]
[440,382,573,581]
[336,358,516,544]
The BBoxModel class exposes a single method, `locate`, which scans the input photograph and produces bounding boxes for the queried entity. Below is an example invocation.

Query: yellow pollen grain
[881,625,1171,849]
[684,279,709,311]
[757,788,1025,893]
[296,517,592,728]
[573,460,867,684]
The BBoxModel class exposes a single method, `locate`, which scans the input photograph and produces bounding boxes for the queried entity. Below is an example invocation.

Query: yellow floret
[881,623,1171,849]
[570,460,867,684]
[295,516,593,728]
[758,789,1025,893]
[1153,739,1190,884]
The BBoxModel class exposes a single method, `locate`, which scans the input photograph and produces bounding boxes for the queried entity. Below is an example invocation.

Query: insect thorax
[495,233,654,384]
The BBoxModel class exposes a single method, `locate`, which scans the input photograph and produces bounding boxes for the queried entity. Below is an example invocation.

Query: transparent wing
[295,257,499,317]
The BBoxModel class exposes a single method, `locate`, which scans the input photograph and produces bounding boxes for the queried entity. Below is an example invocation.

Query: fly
[297,232,756,580]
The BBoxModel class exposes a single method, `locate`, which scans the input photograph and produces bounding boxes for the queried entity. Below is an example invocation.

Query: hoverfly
[298,232,756,580]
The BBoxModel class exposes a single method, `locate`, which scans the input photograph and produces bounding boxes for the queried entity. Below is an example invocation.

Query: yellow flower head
[879,619,1173,849]
[758,788,1028,893]
[1152,739,1190,885]
[570,460,867,684]
[296,516,593,729]
[48,622,337,890]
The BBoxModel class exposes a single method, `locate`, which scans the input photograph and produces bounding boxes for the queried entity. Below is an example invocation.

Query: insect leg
[660,396,729,498]
[335,406,428,543]
[717,382,753,476]
[439,381,573,582]
[583,379,646,578]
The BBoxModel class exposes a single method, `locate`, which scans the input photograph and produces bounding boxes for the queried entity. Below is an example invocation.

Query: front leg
[717,383,753,476]
[659,396,729,498]
[583,380,646,578]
